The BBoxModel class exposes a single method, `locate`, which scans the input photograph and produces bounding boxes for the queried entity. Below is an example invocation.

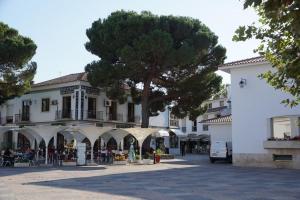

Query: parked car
[209,141,232,163]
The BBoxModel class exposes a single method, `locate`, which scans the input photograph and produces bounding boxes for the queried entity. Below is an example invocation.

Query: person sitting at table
[3,148,14,166]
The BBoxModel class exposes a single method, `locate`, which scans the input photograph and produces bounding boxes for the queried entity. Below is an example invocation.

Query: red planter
[155,155,161,163]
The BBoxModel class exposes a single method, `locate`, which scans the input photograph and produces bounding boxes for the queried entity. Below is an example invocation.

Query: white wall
[231,63,300,154]
[210,124,232,143]
[149,109,168,128]
[0,83,143,124]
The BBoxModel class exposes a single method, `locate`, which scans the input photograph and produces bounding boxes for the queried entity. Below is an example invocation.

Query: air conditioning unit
[51,100,58,105]
[104,100,112,107]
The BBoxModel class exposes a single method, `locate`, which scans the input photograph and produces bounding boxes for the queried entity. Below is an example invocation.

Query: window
[272,117,291,139]
[208,103,212,109]
[169,132,178,148]
[88,97,97,118]
[220,100,224,107]
[192,120,197,132]
[41,98,50,112]
[203,124,209,131]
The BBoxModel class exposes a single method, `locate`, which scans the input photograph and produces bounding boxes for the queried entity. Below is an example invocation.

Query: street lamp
[239,78,247,88]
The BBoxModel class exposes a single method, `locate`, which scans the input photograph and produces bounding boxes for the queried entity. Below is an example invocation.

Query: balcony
[15,113,30,123]
[134,116,141,123]
[6,116,14,124]
[127,115,141,123]
[192,126,197,132]
[107,113,124,122]
[55,110,73,120]
[170,119,179,127]
[206,106,227,113]
[86,110,104,121]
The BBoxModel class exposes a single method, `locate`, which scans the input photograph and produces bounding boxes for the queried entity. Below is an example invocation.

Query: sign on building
[77,143,86,166]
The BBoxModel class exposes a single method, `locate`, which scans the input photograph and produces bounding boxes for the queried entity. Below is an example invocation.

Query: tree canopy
[0,22,37,104]
[85,11,226,127]
[233,0,300,106]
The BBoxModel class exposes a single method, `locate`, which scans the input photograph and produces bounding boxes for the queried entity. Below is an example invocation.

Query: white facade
[0,77,142,126]
[221,58,300,169]
[148,96,230,137]
[209,124,232,144]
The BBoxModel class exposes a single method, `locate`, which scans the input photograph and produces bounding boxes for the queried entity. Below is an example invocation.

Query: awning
[155,129,169,137]
[170,128,186,137]
[183,133,210,141]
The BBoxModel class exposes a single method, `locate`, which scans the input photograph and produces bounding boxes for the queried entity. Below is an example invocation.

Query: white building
[149,91,231,154]
[0,73,142,125]
[0,72,179,164]
[220,56,300,169]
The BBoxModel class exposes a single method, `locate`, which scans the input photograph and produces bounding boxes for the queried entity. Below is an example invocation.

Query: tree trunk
[141,79,151,128]
[141,99,149,128]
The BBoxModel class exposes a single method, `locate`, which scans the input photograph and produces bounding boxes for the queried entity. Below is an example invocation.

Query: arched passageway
[17,133,31,151]
[123,134,138,151]
[82,137,92,160]
[142,135,154,158]
[107,137,117,150]
[1,131,13,150]
[93,137,102,161]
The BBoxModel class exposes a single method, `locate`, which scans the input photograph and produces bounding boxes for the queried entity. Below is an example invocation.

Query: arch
[93,137,102,161]
[82,137,92,160]
[17,132,31,151]
[142,134,154,156]
[0,130,14,150]
[123,134,139,151]
[107,137,117,150]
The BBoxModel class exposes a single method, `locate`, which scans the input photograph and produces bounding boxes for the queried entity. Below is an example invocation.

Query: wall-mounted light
[239,78,247,88]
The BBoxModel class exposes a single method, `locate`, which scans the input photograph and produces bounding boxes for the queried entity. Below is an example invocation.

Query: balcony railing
[15,114,30,123]
[87,110,96,119]
[6,116,14,124]
[135,116,141,123]
[107,113,124,122]
[127,115,141,123]
[55,110,73,120]
[192,126,197,132]
[86,110,104,121]
[170,119,179,127]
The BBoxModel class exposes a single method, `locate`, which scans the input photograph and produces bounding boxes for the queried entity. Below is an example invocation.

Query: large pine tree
[0,22,37,104]
[85,11,226,127]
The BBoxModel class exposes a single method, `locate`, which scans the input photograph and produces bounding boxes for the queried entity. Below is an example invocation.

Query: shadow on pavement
[21,163,300,200]
[0,166,106,177]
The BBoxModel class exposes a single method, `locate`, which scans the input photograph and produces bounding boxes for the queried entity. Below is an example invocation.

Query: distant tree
[233,0,300,106]
[212,84,229,100]
[85,11,226,127]
[0,22,37,104]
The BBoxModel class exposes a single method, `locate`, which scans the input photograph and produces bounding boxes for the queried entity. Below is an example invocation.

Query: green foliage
[233,0,300,106]
[212,84,229,100]
[85,11,226,127]
[0,22,37,104]
[155,148,164,155]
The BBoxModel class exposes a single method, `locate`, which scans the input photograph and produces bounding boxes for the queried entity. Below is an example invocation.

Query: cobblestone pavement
[0,155,300,200]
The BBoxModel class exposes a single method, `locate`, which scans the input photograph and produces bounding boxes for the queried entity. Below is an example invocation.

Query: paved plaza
[0,155,300,200]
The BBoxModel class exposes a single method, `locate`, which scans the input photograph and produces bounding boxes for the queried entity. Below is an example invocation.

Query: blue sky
[0,0,259,84]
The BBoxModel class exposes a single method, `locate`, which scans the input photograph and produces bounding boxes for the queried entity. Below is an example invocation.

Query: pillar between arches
[12,131,19,150]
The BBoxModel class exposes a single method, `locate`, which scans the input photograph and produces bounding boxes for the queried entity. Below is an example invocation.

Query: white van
[209,141,232,163]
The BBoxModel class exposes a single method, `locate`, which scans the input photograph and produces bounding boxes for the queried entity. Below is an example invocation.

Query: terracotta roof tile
[219,56,267,68]
[200,114,232,124]
[33,72,87,87]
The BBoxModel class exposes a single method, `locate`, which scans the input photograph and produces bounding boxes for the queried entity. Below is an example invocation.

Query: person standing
[181,142,186,157]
